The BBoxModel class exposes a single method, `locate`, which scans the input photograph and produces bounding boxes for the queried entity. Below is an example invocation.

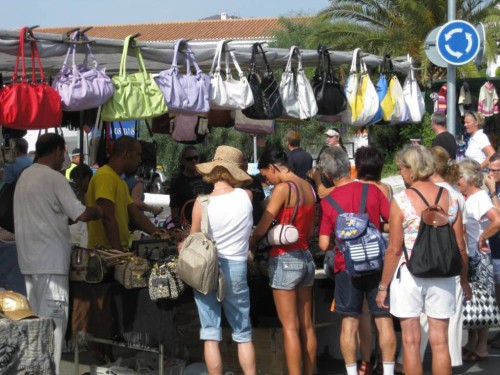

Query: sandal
[462,351,489,362]
[395,362,404,375]
[358,361,372,375]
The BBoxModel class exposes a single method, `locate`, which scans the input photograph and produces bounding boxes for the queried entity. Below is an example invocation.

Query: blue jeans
[268,250,315,290]
[193,258,252,343]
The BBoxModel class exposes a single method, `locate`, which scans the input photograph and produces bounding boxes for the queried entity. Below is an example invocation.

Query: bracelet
[489,191,496,199]
[378,284,388,292]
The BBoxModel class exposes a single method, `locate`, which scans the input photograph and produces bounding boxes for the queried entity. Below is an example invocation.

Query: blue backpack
[325,184,386,277]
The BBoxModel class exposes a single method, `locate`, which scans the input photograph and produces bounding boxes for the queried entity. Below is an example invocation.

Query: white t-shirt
[465,129,491,165]
[464,189,493,257]
[206,188,253,261]
[14,164,86,275]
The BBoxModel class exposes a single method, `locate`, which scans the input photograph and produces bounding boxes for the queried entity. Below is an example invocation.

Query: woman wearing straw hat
[191,145,256,375]
[249,148,317,375]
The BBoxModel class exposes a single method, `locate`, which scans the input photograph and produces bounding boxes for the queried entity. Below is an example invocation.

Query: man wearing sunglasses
[170,146,213,225]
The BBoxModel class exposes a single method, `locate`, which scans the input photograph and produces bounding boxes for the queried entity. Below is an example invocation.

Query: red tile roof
[37,17,310,42]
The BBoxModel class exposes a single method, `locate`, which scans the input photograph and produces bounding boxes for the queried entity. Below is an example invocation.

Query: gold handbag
[70,246,106,283]
[114,256,150,289]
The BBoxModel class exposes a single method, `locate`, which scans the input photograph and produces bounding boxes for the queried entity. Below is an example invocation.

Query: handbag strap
[250,42,272,73]
[408,186,444,208]
[198,195,210,234]
[209,40,224,76]
[13,27,27,82]
[119,35,149,79]
[350,48,361,74]
[285,181,301,225]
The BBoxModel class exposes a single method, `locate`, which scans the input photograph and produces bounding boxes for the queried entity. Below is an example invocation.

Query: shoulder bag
[101,35,168,121]
[403,55,426,123]
[155,38,211,114]
[234,110,274,135]
[265,182,300,246]
[242,42,284,120]
[209,40,254,110]
[279,46,318,120]
[52,32,114,111]
[0,27,62,130]
[311,45,347,117]
[402,187,462,278]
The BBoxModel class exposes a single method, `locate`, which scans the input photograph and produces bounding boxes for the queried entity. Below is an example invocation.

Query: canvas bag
[382,75,409,124]
[101,35,168,121]
[279,46,318,120]
[177,195,224,298]
[209,40,254,110]
[402,187,462,278]
[325,184,387,277]
[234,110,275,135]
[403,55,426,123]
[155,38,211,114]
[368,54,391,124]
[52,31,114,112]
[311,45,347,117]
[343,49,379,127]
[242,42,284,120]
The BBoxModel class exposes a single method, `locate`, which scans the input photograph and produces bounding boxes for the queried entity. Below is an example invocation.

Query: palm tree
[311,0,500,82]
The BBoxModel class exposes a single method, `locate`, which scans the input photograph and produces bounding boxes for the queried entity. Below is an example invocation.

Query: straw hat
[0,290,38,321]
[196,146,252,186]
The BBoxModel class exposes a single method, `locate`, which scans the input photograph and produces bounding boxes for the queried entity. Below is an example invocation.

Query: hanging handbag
[403,55,426,123]
[69,246,106,283]
[114,255,150,289]
[311,45,347,117]
[382,75,409,124]
[209,40,254,110]
[234,110,274,135]
[151,112,172,134]
[0,27,62,130]
[171,114,208,144]
[279,46,318,120]
[52,32,114,111]
[342,49,379,127]
[148,255,186,301]
[242,42,284,120]
[101,35,168,121]
[155,38,211,114]
[207,109,235,128]
[371,54,391,124]
[264,182,299,246]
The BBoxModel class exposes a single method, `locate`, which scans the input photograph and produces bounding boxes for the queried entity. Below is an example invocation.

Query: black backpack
[403,187,462,278]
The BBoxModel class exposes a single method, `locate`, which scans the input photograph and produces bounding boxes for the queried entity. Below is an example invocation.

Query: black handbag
[402,187,462,278]
[242,43,284,120]
[0,182,16,233]
[311,45,347,116]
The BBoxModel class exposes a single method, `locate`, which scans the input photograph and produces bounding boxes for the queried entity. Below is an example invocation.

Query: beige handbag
[114,256,150,289]
[70,246,106,283]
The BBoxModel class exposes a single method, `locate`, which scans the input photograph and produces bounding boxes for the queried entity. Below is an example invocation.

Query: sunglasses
[466,111,477,120]
[184,156,199,162]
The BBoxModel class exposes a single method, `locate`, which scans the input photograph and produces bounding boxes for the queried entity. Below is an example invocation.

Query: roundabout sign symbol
[436,20,480,65]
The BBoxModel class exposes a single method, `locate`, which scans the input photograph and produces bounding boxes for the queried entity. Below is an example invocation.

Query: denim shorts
[268,250,315,290]
[334,270,390,316]
[193,258,252,343]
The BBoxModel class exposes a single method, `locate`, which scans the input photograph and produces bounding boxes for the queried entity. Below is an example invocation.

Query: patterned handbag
[70,246,106,283]
[114,256,150,289]
[148,255,186,301]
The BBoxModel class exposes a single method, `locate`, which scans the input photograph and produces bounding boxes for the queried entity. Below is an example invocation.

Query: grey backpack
[177,195,224,299]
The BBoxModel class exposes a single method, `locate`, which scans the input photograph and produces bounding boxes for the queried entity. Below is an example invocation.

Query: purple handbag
[154,38,211,114]
[52,32,114,111]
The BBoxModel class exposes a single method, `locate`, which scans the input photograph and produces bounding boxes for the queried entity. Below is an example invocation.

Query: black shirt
[170,173,213,223]
[432,132,457,160]
[287,148,313,179]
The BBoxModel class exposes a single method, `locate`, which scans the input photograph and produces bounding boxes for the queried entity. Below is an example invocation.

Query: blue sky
[2,0,328,29]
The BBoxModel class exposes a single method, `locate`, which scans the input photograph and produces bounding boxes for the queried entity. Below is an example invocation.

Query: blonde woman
[464,111,495,170]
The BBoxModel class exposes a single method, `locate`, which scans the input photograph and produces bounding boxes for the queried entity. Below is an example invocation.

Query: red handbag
[0,27,62,129]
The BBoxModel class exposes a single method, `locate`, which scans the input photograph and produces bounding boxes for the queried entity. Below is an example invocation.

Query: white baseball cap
[324,129,340,137]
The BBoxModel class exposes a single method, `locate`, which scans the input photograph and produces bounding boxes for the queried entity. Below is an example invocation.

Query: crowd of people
[1,109,500,375]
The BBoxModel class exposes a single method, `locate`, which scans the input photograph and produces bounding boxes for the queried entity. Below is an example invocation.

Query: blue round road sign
[436,20,480,66]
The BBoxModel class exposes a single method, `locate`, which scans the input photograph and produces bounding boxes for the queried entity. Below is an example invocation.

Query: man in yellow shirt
[86,136,158,250]
[65,148,81,180]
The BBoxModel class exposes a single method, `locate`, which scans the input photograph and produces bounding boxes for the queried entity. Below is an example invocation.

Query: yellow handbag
[381,76,397,121]
[101,35,168,121]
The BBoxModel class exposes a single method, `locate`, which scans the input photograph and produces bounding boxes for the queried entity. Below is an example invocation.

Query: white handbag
[387,75,409,124]
[209,40,254,110]
[343,49,379,127]
[403,55,426,123]
[279,46,318,120]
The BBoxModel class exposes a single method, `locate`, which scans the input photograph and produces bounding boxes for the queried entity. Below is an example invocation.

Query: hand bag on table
[101,35,168,121]
[279,46,318,120]
[114,255,150,289]
[132,237,179,262]
[209,40,254,110]
[70,246,106,283]
[242,42,284,120]
[0,27,62,129]
[148,255,186,301]
[155,38,211,114]
[52,31,114,111]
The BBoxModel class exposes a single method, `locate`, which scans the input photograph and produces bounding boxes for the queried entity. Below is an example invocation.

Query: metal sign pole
[253,135,258,163]
[447,0,457,136]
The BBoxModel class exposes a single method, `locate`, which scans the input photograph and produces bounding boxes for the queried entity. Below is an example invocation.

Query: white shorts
[492,259,500,286]
[390,265,456,319]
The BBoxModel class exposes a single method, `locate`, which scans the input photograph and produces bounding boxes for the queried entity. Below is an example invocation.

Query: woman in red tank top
[249,148,317,375]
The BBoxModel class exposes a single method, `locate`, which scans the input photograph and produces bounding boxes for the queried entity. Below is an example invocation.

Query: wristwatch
[378,284,388,292]
[489,191,496,199]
